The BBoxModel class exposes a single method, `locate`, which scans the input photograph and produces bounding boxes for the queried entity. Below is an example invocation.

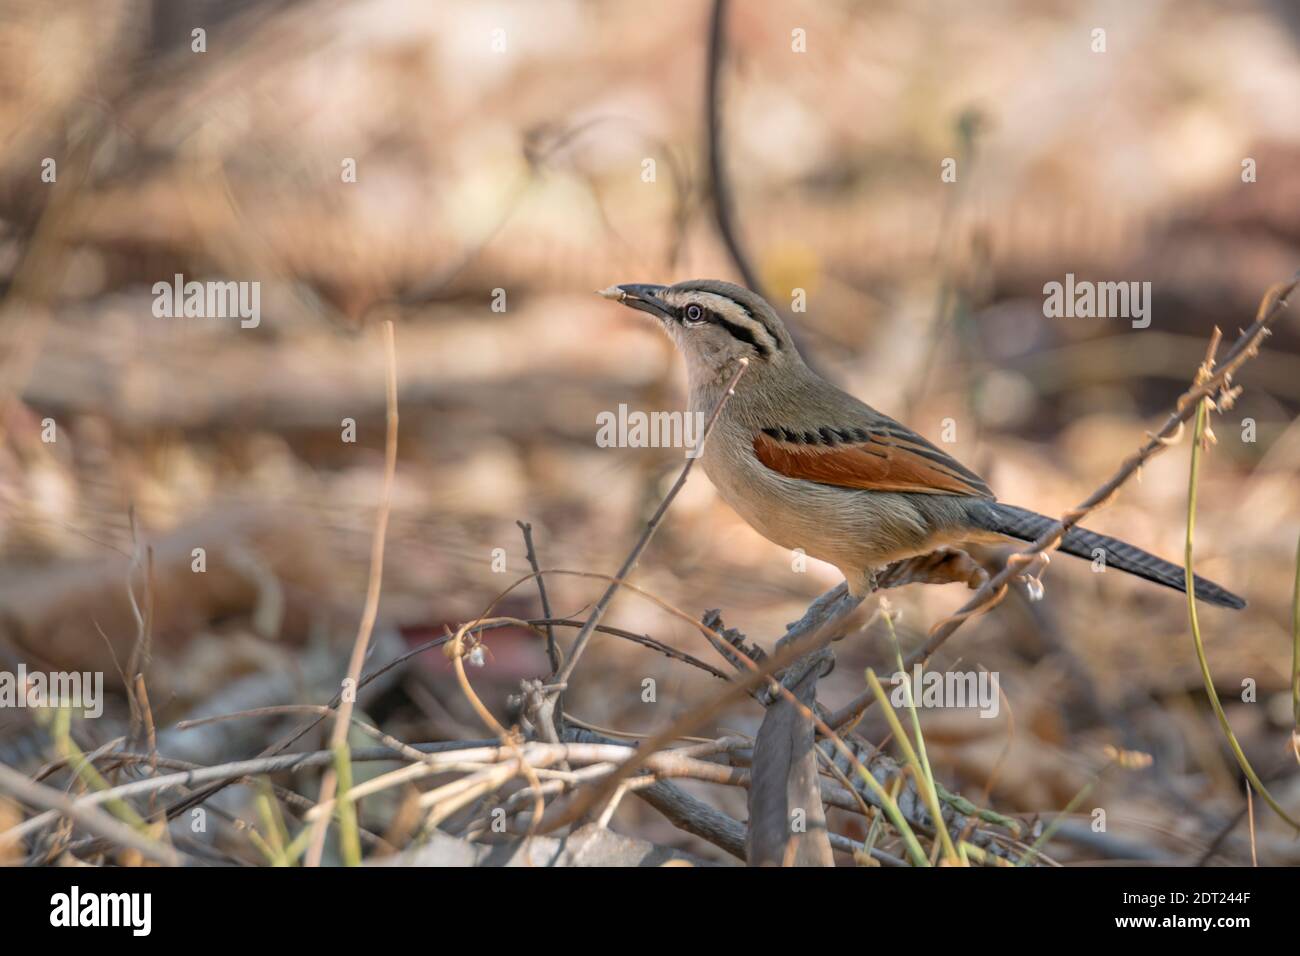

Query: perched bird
[598,279,1244,609]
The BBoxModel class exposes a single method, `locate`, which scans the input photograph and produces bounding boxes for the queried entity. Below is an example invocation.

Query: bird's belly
[700,449,938,573]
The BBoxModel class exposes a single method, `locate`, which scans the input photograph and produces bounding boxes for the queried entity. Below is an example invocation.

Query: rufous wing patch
[752,426,993,498]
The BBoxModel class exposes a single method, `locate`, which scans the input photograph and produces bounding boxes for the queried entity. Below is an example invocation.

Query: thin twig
[0,762,185,867]
[308,741,745,825]
[543,588,911,847]
[3,743,506,847]
[304,318,399,866]
[551,357,749,686]
[446,617,549,836]
[159,594,733,822]
[517,521,560,674]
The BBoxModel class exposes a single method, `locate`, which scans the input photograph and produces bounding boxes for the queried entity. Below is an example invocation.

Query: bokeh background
[2,0,1299,864]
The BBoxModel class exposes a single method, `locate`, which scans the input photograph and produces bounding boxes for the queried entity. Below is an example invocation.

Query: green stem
[861,669,940,866]
[1016,770,1107,867]
[333,741,362,866]
[845,671,934,867]
[879,613,960,864]
[51,706,150,832]
[1186,398,1299,830]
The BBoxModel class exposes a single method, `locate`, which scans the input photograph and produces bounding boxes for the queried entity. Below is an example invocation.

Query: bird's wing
[752,422,993,498]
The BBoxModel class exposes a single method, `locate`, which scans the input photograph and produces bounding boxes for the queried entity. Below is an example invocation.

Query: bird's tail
[969,502,1245,610]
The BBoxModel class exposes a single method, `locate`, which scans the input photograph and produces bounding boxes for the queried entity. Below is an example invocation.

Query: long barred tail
[971,502,1246,610]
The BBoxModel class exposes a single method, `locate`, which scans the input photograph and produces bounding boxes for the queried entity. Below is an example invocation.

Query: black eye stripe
[677,303,771,357]
[714,316,770,356]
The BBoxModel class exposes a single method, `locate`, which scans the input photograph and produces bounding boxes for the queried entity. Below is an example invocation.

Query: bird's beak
[596,283,673,321]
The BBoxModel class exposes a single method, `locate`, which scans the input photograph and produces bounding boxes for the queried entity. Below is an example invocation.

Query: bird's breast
[696,422,939,574]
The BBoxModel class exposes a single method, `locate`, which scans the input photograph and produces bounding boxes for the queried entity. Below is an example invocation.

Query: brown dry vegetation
[0,0,1298,867]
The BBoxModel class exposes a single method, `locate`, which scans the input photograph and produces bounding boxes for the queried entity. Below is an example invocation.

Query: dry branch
[0,761,184,867]
[305,318,399,866]
[748,644,835,866]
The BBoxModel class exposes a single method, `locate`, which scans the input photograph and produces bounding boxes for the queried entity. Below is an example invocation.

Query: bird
[598,278,1245,609]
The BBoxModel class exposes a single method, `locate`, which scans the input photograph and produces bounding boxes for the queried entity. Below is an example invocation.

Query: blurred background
[1,0,1299,864]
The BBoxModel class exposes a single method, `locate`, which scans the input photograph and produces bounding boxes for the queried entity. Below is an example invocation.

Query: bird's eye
[684,304,705,324]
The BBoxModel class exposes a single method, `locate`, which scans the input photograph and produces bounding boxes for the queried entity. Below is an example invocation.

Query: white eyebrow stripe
[692,292,781,352]
[729,310,780,351]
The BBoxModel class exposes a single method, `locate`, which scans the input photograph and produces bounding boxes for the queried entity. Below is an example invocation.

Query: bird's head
[598,279,800,383]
